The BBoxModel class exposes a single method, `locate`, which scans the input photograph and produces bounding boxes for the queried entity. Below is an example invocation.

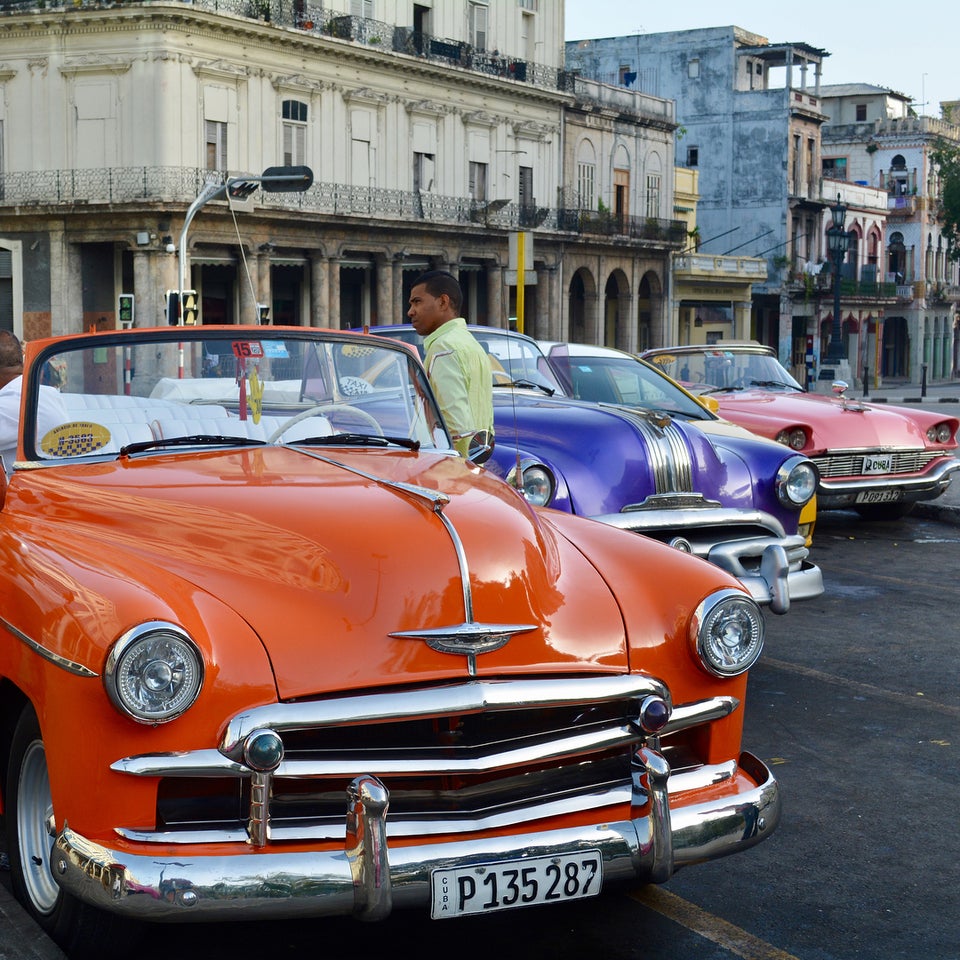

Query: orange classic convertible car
[0,325,779,957]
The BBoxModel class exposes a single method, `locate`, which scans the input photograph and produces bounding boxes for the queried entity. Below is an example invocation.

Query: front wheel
[6,705,140,959]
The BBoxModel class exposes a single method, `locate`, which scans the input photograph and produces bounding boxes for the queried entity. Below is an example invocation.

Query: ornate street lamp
[825,193,850,363]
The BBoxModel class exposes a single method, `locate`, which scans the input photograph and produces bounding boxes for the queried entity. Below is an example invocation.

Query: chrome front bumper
[816,457,960,509]
[593,504,821,614]
[53,751,779,923]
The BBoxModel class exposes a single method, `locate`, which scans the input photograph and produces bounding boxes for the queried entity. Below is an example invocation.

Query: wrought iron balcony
[0,166,683,247]
[0,0,577,94]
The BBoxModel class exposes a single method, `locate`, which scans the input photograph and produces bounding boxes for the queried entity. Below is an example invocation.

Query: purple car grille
[812,449,945,478]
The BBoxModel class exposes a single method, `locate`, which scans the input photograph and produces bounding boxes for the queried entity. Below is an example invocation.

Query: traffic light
[181,290,198,326]
[257,303,270,323]
[118,293,134,328]
[166,290,198,325]
[166,289,179,326]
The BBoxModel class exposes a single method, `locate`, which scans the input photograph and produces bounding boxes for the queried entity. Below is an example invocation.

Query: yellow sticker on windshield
[40,422,112,457]
[649,354,674,366]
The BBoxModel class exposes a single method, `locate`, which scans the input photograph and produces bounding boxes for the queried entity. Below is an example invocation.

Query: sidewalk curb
[913,501,960,526]
[866,397,960,404]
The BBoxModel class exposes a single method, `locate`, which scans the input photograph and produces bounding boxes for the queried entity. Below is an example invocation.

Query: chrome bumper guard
[53,751,778,922]
[594,504,822,614]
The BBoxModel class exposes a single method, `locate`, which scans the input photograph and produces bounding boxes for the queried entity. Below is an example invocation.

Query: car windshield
[647,349,804,394]
[22,328,452,466]
[369,326,565,395]
[545,347,712,419]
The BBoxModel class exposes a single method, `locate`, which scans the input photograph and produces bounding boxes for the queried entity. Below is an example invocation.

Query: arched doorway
[603,270,630,347]
[882,316,909,378]
[568,267,597,343]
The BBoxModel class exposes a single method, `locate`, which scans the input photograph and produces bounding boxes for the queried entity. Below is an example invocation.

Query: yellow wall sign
[40,422,112,457]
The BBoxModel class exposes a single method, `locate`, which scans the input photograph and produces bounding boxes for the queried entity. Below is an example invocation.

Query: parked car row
[5,321,954,959]
[372,325,822,616]
[642,342,960,521]
[1,323,780,958]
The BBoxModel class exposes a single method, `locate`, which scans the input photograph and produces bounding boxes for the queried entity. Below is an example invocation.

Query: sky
[564,1,955,117]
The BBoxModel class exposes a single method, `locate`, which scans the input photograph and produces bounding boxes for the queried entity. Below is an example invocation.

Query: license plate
[430,851,602,918]
[855,489,902,504]
[862,453,893,474]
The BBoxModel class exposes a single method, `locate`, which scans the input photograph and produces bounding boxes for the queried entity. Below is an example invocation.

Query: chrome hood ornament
[295,448,536,675]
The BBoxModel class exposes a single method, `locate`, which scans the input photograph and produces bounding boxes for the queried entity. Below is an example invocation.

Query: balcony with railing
[0,165,684,247]
[0,0,577,94]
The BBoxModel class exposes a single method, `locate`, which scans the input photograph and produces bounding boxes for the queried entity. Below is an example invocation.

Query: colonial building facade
[0,0,684,348]
[565,25,960,387]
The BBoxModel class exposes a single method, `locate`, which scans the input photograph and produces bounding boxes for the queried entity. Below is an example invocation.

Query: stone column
[239,250,257,325]
[257,254,272,323]
[328,257,341,329]
[486,262,503,328]
[374,254,392,328]
[393,256,406,326]
[310,255,328,327]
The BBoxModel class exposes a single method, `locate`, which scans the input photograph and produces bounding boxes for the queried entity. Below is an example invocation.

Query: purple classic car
[371,326,822,615]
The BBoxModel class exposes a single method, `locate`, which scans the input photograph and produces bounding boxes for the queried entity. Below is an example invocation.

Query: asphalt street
[2,385,958,958]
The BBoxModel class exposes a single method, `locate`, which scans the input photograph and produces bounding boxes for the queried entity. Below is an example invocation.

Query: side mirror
[467,430,494,465]
[831,380,849,396]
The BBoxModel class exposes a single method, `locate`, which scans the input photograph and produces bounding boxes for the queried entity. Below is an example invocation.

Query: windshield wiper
[287,433,421,450]
[493,378,555,396]
[749,379,802,391]
[700,385,745,395]
[119,435,267,456]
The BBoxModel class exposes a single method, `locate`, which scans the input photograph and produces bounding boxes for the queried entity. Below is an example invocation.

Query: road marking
[629,886,801,960]
[762,657,960,719]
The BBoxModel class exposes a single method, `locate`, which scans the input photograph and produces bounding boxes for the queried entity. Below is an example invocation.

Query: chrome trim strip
[0,617,98,678]
[593,506,787,537]
[218,676,671,760]
[346,775,391,920]
[663,696,738,733]
[57,753,780,921]
[119,725,645,779]
[114,761,740,846]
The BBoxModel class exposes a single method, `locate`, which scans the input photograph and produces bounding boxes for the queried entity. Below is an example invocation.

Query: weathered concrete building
[0,0,685,348]
[820,84,960,383]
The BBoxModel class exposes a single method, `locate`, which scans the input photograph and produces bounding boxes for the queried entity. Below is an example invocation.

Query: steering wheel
[267,403,384,443]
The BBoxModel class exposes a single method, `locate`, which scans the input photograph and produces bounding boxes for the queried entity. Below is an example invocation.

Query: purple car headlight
[776,456,818,508]
[507,460,555,507]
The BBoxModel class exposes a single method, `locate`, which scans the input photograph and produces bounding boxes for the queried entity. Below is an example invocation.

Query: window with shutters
[519,165,534,208]
[351,0,373,16]
[205,120,227,171]
[645,173,661,219]
[468,161,487,201]
[282,100,308,166]
[468,3,488,51]
[414,152,435,192]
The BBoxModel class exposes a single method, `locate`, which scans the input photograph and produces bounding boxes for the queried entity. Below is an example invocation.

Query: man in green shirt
[407,271,494,460]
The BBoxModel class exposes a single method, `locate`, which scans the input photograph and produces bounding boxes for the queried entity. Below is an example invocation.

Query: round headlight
[927,423,953,444]
[775,427,807,451]
[692,590,764,678]
[776,455,818,507]
[507,463,555,507]
[105,622,204,723]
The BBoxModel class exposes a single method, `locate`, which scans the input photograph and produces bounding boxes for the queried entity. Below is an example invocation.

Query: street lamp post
[825,194,850,363]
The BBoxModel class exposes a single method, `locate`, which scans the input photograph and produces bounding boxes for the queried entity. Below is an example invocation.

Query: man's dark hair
[412,270,463,315]
[0,330,23,369]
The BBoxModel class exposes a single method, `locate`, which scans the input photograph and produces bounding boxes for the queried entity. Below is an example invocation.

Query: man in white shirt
[0,330,68,475]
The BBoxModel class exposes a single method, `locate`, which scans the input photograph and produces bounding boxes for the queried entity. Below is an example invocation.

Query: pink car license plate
[431,851,602,918]
[862,453,893,474]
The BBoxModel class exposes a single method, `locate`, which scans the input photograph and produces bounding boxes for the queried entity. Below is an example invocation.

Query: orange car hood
[13,448,631,697]
[715,391,945,450]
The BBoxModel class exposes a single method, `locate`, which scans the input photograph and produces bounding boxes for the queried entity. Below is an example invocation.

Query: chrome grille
[812,449,945,479]
[113,677,738,844]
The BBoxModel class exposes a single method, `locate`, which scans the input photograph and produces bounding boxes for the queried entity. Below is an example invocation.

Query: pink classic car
[643,342,960,520]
